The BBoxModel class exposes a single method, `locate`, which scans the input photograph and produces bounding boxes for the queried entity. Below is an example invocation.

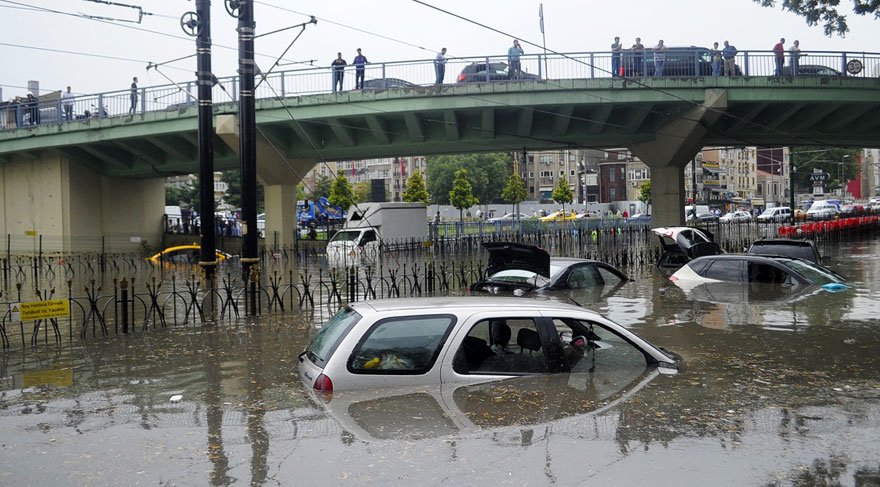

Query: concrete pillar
[263,184,297,248]
[629,89,728,227]
[0,151,163,253]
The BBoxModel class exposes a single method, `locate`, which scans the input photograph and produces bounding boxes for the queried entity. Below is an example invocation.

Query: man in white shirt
[434,47,447,85]
[61,86,74,121]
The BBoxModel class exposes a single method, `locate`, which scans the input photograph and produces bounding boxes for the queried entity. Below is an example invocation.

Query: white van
[756,206,791,223]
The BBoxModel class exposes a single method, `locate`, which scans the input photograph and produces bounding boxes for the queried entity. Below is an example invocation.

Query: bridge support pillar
[629,89,728,227]
[263,184,297,249]
[0,152,163,253]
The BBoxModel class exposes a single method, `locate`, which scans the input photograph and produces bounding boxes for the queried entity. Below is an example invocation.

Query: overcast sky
[1,0,877,98]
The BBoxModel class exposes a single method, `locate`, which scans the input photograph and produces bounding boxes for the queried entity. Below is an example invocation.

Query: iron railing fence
[3,49,878,130]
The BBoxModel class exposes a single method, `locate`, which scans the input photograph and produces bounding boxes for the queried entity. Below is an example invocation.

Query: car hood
[483,242,551,278]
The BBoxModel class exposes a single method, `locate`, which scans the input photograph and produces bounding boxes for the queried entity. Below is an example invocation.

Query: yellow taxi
[539,210,578,222]
[147,245,231,265]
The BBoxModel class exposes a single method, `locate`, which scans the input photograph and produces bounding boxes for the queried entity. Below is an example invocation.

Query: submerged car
[147,245,231,265]
[469,242,627,295]
[652,226,721,270]
[669,254,846,292]
[298,297,681,392]
[747,238,821,264]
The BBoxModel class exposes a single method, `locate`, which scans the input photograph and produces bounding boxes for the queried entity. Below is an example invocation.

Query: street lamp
[840,155,851,198]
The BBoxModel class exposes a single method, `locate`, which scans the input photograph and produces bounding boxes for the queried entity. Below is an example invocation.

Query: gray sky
[1,0,877,98]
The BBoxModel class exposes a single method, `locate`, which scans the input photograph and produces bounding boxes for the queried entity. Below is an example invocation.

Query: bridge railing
[2,49,878,132]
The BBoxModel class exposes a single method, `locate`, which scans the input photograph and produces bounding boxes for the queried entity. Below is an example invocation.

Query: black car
[361,78,419,90]
[747,238,821,264]
[782,64,842,77]
[457,62,540,83]
[470,242,627,295]
[651,226,722,271]
[621,46,741,77]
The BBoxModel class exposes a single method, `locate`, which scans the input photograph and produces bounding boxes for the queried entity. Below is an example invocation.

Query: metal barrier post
[98,94,105,118]
[590,53,595,78]
[120,277,129,334]
[743,52,749,76]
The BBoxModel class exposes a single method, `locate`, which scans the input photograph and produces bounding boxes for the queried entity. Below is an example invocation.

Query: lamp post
[840,155,851,198]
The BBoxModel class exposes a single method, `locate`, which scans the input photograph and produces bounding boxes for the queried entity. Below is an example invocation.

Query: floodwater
[3,239,880,486]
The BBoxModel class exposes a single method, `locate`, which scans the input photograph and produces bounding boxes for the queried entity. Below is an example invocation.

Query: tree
[402,170,430,204]
[312,174,333,199]
[752,0,879,36]
[220,170,264,212]
[638,180,652,207]
[790,147,861,195]
[165,180,199,208]
[501,173,528,215]
[426,153,512,204]
[448,168,478,222]
[328,174,355,210]
[551,177,573,215]
[353,181,372,203]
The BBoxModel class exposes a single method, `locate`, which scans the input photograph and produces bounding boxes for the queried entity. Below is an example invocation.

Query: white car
[488,212,527,222]
[806,204,838,220]
[298,297,681,392]
[718,210,752,223]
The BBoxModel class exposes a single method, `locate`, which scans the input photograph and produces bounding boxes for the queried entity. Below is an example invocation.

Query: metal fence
[2,48,878,131]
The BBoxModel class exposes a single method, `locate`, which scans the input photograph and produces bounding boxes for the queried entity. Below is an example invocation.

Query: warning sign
[9,299,70,321]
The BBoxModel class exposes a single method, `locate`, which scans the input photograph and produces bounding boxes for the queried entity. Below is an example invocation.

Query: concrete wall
[1,151,164,253]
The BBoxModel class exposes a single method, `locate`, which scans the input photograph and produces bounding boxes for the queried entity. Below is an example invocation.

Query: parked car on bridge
[718,210,752,223]
[362,78,419,90]
[298,296,681,392]
[621,46,741,77]
[469,242,627,296]
[457,62,540,83]
[782,64,842,77]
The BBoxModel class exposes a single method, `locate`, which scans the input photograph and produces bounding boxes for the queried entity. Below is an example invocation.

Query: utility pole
[789,148,796,210]
[182,0,217,317]
[229,0,259,315]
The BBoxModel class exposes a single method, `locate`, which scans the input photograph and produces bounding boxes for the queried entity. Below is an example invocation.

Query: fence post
[140,87,146,113]
[841,52,848,76]
[485,57,491,82]
[98,94,105,118]
[743,52,749,76]
[56,97,63,125]
[537,54,542,79]
[590,53,595,78]
[280,73,286,97]
[120,277,129,334]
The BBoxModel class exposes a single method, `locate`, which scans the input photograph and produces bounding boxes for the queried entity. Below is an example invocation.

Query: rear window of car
[348,315,456,375]
[701,259,744,281]
[305,307,361,367]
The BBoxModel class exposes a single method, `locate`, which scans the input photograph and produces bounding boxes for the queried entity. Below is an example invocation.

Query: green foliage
[329,174,355,210]
[165,181,199,208]
[296,183,309,201]
[402,170,430,204]
[552,177,573,214]
[220,170,264,212]
[752,0,879,36]
[449,169,478,221]
[426,153,512,204]
[353,181,372,203]
[638,180,652,205]
[313,174,333,199]
[501,173,529,213]
[790,147,861,193]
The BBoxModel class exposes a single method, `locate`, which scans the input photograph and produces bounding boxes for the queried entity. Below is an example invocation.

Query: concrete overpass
[2,61,880,250]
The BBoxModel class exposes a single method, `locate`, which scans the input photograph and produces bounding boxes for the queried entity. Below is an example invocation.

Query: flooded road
[2,239,880,486]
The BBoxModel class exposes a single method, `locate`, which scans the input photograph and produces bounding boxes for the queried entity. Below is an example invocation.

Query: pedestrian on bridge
[773,38,785,76]
[722,41,737,76]
[435,47,448,85]
[331,53,347,93]
[62,86,74,121]
[508,40,524,79]
[630,38,644,76]
[353,48,368,90]
[788,40,802,75]
[710,42,722,76]
[611,36,622,77]
[129,77,138,115]
[652,40,667,77]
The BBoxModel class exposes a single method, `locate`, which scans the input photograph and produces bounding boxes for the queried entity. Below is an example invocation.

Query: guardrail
[2,49,879,132]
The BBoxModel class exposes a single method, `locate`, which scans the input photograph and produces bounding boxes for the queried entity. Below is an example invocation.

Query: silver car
[298,297,681,392]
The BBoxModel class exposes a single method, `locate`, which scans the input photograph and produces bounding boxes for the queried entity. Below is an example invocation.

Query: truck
[326,202,428,263]
[297,197,346,227]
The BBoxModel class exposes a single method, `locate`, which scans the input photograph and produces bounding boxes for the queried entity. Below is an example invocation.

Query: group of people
[330,48,369,92]
[611,36,739,77]
[772,38,804,76]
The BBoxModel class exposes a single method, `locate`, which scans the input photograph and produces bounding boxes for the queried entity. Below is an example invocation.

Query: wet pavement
[2,239,880,486]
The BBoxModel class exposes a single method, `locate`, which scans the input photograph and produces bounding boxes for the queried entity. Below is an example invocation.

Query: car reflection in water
[313,366,665,442]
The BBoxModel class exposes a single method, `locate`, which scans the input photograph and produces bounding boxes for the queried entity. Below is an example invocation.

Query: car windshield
[330,230,361,243]
[759,209,776,216]
[488,269,551,287]
[305,307,361,367]
[780,259,845,285]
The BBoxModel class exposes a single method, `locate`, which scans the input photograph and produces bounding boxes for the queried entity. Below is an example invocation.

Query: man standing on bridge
[611,36,622,77]
[353,48,368,90]
[331,52,347,93]
[722,41,737,76]
[508,39,524,80]
[435,47,447,85]
[773,38,786,76]
[129,77,138,115]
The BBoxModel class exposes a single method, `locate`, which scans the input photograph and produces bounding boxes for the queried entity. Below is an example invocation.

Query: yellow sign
[22,368,74,387]
[24,230,37,236]
[10,299,70,321]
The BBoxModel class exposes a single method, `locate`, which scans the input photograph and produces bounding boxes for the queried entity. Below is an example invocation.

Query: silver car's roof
[348,296,591,314]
